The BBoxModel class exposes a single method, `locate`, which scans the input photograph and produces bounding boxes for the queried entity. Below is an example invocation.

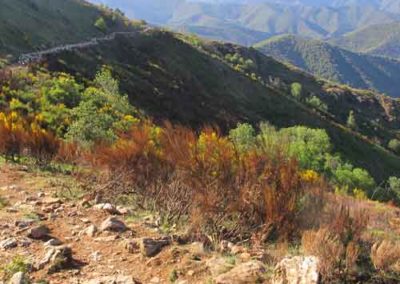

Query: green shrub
[280,126,332,172]
[229,123,256,152]
[94,17,107,32]
[306,95,328,112]
[291,82,302,99]
[333,163,375,194]
[0,256,30,281]
[347,110,357,130]
[66,68,136,146]
[388,139,400,155]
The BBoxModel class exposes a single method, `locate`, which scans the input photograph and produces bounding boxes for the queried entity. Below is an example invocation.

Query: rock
[272,256,319,284]
[15,219,35,228]
[100,217,127,232]
[94,203,120,215]
[206,257,233,277]
[41,197,62,205]
[37,246,74,274]
[7,272,27,284]
[28,225,50,240]
[139,237,170,257]
[83,275,138,284]
[80,218,91,224]
[116,206,131,215]
[82,224,97,237]
[44,238,63,246]
[0,238,17,250]
[214,261,266,284]
[37,248,57,270]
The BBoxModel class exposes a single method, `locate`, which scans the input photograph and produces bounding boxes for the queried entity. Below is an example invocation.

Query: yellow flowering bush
[0,112,27,161]
[301,169,320,183]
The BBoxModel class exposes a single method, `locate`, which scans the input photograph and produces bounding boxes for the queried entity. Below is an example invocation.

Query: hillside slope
[36,29,400,181]
[0,0,399,180]
[254,34,400,97]
[0,0,132,58]
[330,21,400,60]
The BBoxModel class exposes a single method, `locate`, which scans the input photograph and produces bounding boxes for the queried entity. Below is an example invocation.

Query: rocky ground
[0,163,398,284]
[1,163,314,284]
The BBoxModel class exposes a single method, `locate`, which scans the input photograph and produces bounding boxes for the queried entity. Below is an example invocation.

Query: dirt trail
[0,164,213,283]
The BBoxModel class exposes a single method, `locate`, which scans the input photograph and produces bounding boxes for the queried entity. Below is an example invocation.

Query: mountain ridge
[330,21,400,60]
[254,34,400,97]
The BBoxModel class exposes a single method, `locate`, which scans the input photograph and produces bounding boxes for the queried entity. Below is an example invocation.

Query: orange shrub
[0,112,27,161]
[0,112,61,165]
[26,123,60,165]
[83,122,323,243]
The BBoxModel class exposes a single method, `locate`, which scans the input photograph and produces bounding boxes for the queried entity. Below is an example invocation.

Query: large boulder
[214,261,266,284]
[272,256,319,284]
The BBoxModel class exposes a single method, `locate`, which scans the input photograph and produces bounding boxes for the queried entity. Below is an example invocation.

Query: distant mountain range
[254,34,400,97]
[330,21,400,60]
[88,0,400,45]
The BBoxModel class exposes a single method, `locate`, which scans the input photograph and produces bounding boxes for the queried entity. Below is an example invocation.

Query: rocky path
[0,164,286,284]
[17,28,152,65]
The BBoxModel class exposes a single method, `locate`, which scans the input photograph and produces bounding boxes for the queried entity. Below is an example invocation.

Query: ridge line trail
[17,29,151,65]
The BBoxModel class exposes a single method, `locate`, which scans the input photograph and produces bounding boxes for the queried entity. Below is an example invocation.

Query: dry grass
[371,240,400,275]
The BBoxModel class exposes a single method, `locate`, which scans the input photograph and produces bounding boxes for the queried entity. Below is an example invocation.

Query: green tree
[66,68,136,146]
[388,139,400,154]
[291,82,302,99]
[94,17,107,32]
[280,126,332,171]
[347,110,357,130]
[229,123,256,152]
[306,95,328,112]
[333,163,375,193]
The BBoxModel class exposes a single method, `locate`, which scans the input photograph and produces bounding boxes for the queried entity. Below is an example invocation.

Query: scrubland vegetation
[1,65,400,282]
